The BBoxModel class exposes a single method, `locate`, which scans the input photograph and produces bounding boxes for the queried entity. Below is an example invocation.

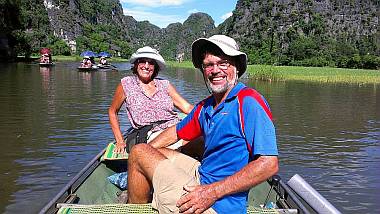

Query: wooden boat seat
[56,203,281,214]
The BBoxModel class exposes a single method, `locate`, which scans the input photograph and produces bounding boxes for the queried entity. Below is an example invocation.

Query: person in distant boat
[81,56,93,68]
[40,48,52,63]
[40,54,51,63]
[98,56,109,65]
[108,46,194,154]
[126,35,279,213]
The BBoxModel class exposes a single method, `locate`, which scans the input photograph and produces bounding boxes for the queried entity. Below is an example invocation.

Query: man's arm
[176,155,279,213]
[149,126,179,149]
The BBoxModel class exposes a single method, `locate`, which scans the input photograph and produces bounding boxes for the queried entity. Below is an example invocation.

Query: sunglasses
[137,58,156,66]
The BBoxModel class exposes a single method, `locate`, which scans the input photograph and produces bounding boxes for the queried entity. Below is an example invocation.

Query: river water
[0,62,379,213]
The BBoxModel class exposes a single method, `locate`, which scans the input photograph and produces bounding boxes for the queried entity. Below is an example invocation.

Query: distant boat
[77,66,98,72]
[39,62,55,67]
[97,64,118,71]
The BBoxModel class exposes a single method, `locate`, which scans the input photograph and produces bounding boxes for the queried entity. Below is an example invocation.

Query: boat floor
[57,203,280,214]
[58,160,282,213]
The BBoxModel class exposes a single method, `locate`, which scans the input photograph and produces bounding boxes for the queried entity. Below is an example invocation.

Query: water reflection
[0,63,379,213]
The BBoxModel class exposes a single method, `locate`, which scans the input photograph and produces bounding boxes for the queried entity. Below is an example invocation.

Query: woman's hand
[114,142,127,153]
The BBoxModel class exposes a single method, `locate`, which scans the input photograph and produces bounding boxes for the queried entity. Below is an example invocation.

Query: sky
[120,0,238,29]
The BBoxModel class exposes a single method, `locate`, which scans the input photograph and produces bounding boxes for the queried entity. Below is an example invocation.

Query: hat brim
[192,38,247,77]
[129,53,166,71]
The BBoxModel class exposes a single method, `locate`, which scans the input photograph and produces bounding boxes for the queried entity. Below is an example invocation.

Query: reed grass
[247,65,380,85]
[169,61,380,84]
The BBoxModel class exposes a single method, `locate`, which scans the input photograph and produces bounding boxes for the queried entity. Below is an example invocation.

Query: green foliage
[12,30,32,57]
[288,36,318,61]
[116,40,132,58]
[46,36,71,56]
[361,54,380,69]
[75,23,130,58]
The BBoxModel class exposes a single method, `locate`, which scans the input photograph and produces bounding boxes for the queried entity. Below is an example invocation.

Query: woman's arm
[168,83,193,114]
[108,83,127,153]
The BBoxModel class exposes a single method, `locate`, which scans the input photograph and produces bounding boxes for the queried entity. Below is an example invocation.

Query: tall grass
[247,65,380,85]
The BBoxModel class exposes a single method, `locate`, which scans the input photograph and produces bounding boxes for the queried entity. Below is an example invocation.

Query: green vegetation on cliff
[1,0,379,70]
[219,0,379,69]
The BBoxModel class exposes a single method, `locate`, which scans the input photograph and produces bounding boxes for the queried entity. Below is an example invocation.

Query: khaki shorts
[151,153,216,214]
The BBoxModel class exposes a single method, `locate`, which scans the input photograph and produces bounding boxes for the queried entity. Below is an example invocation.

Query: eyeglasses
[137,58,156,66]
[202,60,231,72]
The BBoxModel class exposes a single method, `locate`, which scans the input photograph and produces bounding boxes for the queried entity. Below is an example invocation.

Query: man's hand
[176,184,218,213]
[114,142,126,154]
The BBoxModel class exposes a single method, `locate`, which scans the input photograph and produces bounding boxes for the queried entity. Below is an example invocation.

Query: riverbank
[52,56,380,85]
[168,61,380,85]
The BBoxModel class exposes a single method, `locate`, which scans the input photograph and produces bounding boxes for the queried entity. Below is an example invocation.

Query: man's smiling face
[202,53,237,95]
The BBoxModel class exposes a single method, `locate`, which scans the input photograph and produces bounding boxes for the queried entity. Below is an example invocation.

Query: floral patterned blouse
[121,76,180,132]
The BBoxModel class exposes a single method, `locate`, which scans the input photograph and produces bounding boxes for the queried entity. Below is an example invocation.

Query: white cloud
[221,11,233,20]
[187,8,199,14]
[120,0,186,7]
[124,8,185,28]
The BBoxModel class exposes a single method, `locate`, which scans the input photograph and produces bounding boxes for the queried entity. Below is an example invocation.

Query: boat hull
[40,139,323,214]
[77,67,98,72]
[39,63,54,67]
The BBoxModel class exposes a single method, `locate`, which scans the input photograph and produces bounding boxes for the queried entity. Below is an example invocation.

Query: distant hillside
[1,0,378,68]
[217,0,379,68]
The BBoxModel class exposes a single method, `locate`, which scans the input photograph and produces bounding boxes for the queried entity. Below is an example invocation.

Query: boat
[97,64,118,72]
[39,136,341,214]
[77,66,99,72]
[77,65,117,72]
[39,62,55,67]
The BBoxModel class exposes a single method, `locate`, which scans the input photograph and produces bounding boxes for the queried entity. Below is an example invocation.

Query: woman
[109,46,193,153]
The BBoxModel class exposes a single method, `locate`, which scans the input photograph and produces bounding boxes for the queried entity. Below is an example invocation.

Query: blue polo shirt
[176,82,278,213]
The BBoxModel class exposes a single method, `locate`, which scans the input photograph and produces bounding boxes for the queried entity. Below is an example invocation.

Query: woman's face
[135,58,156,81]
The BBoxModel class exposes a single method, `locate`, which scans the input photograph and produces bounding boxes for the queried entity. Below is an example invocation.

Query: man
[127,35,279,214]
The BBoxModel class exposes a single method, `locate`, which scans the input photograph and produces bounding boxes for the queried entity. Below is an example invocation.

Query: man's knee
[131,143,150,153]
[129,143,151,160]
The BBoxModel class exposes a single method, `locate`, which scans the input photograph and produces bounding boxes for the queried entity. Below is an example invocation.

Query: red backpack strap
[237,87,273,160]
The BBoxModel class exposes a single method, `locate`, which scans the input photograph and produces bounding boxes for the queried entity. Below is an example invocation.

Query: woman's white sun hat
[129,46,166,71]
[191,35,247,77]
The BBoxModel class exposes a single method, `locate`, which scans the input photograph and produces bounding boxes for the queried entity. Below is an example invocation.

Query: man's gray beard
[206,76,237,94]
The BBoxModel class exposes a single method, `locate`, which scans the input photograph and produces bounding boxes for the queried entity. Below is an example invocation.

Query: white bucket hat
[129,46,166,71]
[192,35,247,77]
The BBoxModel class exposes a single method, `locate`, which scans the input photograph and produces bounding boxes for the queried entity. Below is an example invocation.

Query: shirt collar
[203,82,246,115]
[225,82,246,101]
